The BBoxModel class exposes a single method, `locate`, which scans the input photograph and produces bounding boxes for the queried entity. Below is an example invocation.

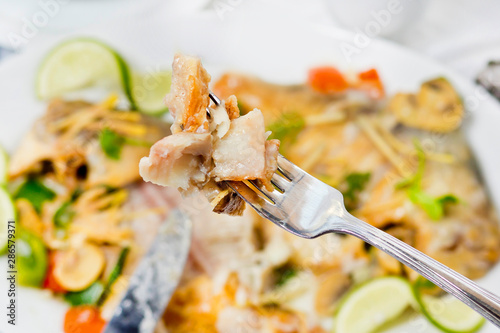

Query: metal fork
[209,92,500,328]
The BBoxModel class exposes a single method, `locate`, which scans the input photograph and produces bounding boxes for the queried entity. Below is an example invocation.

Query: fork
[208,92,500,328]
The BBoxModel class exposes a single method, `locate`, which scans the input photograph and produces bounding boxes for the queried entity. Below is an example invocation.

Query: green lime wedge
[334,276,414,333]
[36,38,135,108]
[413,280,485,333]
[131,71,171,115]
[0,187,15,254]
[0,145,7,185]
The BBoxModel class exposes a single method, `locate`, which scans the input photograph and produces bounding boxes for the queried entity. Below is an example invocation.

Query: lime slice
[0,187,15,254]
[414,281,485,333]
[335,276,414,333]
[0,145,7,185]
[131,71,171,115]
[36,38,135,107]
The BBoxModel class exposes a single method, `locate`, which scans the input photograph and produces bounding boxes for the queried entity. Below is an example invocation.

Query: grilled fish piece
[214,72,500,280]
[139,54,280,215]
[9,99,170,189]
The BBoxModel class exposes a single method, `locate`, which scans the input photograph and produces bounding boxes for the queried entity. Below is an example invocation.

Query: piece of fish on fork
[207,92,500,328]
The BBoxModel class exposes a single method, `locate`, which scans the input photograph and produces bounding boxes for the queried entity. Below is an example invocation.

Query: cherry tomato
[43,251,66,293]
[357,68,385,99]
[64,306,106,333]
[308,66,349,93]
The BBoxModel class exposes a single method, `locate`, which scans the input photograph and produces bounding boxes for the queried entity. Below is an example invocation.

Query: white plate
[1,4,500,333]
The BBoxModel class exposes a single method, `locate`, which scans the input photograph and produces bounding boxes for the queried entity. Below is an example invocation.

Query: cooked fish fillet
[139,54,280,215]
[214,72,500,279]
[166,54,211,134]
[9,99,170,189]
[140,132,212,190]
[160,71,500,332]
[212,109,267,181]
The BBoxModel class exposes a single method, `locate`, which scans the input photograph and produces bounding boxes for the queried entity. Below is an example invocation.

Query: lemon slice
[414,281,485,333]
[36,38,134,106]
[335,276,414,333]
[0,187,15,254]
[131,71,171,115]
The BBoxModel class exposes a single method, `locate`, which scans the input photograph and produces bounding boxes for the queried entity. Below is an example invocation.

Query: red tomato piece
[43,251,66,293]
[308,66,349,93]
[357,68,385,99]
[64,306,106,333]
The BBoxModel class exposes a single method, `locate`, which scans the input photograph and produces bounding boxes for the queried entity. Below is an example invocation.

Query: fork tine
[209,92,221,106]
[269,178,285,193]
[271,173,291,192]
[277,155,301,180]
[247,180,276,203]
[249,180,283,200]
[226,181,287,222]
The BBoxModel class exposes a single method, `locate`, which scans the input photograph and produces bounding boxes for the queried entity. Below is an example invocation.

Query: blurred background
[2,1,500,333]
[1,0,500,82]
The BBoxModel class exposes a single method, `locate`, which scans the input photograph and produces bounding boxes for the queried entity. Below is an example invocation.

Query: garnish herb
[99,128,125,160]
[106,247,129,288]
[396,141,459,220]
[15,178,56,213]
[267,112,306,148]
[99,128,152,160]
[342,172,371,211]
[98,247,130,305]
[53,202,75,229]
[274,264,297,288]
[70,188,83,201]
[64,281,104,306]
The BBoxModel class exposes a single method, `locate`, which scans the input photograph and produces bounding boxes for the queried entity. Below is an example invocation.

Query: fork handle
[337,212,500,328]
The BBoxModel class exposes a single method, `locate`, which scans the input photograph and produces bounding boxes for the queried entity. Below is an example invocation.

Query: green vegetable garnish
[396,141,459,220]
[17,229,48,287]
[15,178,56,213]
[407,190,441,220]
[53,202,75,229]
[408,190,459,221]
[395,141,426,190]
[99,128,152,160]
[274,264,297,287]
[70,188,83,201]
[64,281,104,306]
[437,194,459,206]
[98,247,129,304]
[342,172,371,211]
[106,247,129,287]
[267,111,305,148]
[99,128,125,160]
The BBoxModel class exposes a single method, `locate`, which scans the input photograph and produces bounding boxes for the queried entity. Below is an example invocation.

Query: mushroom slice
[53,243,105,291]
[388,78,464,133]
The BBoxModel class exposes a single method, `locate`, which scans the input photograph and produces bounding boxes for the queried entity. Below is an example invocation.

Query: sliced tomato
[308,66,349,94]
[358,68,380,81]
[43,252,67,293]
[64,306,106,333]
[357,68,385,99]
